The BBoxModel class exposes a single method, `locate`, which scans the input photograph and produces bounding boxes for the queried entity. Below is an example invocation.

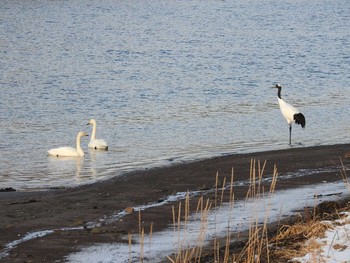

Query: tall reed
[167,159,278,263]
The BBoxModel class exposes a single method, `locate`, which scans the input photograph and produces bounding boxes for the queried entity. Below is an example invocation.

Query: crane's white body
[87,119,108,150]
[278,97,300,125]
[48,131,88,157]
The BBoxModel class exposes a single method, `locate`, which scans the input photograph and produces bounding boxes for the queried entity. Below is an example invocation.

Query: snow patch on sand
[66,181,349,263]
[292,212,350,263]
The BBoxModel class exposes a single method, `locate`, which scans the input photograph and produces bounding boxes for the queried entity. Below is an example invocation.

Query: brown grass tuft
[272,220,333,243]
[269,217,341,260]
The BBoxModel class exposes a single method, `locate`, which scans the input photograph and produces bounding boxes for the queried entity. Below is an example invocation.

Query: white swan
[47,131,89,157]
[87,119,108,150]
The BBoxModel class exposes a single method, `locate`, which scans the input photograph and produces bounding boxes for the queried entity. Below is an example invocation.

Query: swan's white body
[87,119,108,150]
[48,131,88,157]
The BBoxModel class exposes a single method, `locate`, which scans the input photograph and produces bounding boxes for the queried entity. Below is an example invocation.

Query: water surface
[1,0,349,190]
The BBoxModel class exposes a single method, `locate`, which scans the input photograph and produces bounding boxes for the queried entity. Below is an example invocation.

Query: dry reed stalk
[195,196,204,220]
[198,199,214,262]
[245,159,255,200]
[166,255,176,263]
[312,198,318,220]
[185,191,190,224]
[214,171,219,248]
[213,238,218,263]
[269,164,278,194]
[137,211,146,262]
[248,225,262,262]
[246,159,268,201]
[138,210,142,236]
[229,168,234,208]
[252,159,256,199]
[183,193,189,240]
[168,205,176,263]
[196,198,212,262]
[181,192,191,261]
[176,202,182,262]
[170,195,213,263]
[235,160,278,263]
[258,160,267,198]
[189,197,212,263]
[221,170,235,263]
[216,239,221,263]
[172,197,190,262]
[234,220,260,262]
[223,227,231,263]
[128,232,132,263]
[172,205,176,232]
[148,222,153,253]
[260,163,277,263]
[264,227,270,263]
[340,158,350,192]
[303,206,313,224]
[215,172,219,209]
[220,176,226,206]
[140,227,145,262]
[257,161,262,199]
[169,160,284,263]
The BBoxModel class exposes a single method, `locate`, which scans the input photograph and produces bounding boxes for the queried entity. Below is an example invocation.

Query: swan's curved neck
[91,122,97,140]
[76,135,84,156]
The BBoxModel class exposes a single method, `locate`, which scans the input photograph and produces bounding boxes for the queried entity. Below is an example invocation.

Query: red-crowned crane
[273,84,306,145]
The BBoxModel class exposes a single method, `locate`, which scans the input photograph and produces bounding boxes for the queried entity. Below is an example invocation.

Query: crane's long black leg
[289,125,292,145]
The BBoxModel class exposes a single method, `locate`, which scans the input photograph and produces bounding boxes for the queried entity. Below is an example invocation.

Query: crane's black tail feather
[294,113,306,128]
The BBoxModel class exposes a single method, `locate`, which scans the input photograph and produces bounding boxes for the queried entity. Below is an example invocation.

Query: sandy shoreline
[1,143,349,262]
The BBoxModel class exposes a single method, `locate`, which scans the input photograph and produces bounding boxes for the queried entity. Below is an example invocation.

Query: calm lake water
[1,0,349,191]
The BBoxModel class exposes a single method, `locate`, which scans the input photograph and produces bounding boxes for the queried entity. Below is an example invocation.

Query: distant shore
[0,143,349,262]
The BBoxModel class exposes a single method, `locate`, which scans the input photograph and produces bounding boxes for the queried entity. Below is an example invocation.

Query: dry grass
[270,220,334,259]
[127,159,350,263]
[230,160,276,263]
[167,192,212,263]
[267,159,350,261]
[173,159,349,263]
[268,204,350,261]
[165,159,279,263]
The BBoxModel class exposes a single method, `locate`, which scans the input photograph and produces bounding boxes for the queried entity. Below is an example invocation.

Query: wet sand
[0,144,349,262]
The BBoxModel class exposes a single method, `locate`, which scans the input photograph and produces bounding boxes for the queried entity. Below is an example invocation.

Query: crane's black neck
[276,85,282,99]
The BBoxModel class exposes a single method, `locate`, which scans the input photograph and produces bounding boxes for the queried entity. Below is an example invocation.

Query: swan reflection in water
[47,148,111,187]
[47,156,84,182]
[88,148,111,179]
